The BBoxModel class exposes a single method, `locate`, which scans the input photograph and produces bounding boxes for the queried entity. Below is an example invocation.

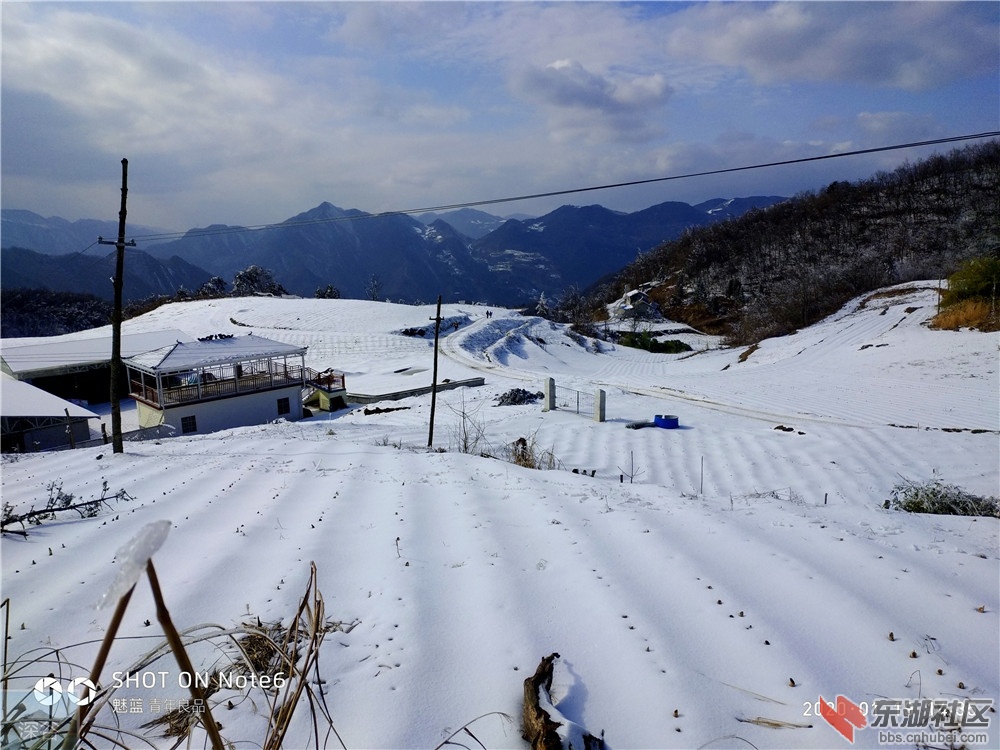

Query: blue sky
[2,1,997,231]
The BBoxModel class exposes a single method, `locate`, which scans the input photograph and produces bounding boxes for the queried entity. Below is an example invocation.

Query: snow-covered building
[124,333,314,436]
[1,329,194,403]
[614,288,660,319]
[1,373,98,452]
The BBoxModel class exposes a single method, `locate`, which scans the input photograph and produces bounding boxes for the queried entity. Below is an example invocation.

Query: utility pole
[98,158,135,454]
[427,295,443,448]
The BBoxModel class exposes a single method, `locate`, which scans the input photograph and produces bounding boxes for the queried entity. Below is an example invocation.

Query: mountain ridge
[2,196,785,306]
[0,209,173,254]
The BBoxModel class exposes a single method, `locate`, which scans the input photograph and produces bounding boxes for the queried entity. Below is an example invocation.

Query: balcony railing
[308,368,345,391]
[130,365,308,408]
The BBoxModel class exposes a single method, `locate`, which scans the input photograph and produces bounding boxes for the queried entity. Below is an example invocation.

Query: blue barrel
[654,414,679,429]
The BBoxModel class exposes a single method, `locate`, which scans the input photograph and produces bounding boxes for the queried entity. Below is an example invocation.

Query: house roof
[1,329,194,379]
[1,373,99,419]
[125,334,307,373]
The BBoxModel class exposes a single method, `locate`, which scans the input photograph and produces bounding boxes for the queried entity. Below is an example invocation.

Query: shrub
[314,284,341,299]
[884,476,999,518]
[929,298,998,331]
[618,330,692,353]
[941,256,1000,307]
[447,393,489,455]
[499,433,558,470]
[653,338,693,354]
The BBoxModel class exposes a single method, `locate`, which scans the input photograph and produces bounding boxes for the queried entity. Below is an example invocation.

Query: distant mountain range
[0,209,172,256]
[415,208,512,239]
[1,197,785,305]
[1,246,211,302]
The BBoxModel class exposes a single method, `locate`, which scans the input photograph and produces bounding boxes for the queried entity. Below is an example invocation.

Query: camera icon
[33,677,98,707]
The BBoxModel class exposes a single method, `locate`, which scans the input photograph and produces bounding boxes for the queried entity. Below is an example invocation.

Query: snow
[0,329,192,378]
[97,520,172,610]
[126,334,306,371]
[0,372,98,418]
[2,284,997,750]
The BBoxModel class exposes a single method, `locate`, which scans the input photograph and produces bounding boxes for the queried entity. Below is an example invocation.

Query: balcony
[129,364,310,409]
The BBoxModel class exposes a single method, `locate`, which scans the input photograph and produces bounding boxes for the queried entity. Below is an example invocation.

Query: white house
[1,329,194,404]
[614,288,660,319]
[124,333,310,436]
[1,372,98,452]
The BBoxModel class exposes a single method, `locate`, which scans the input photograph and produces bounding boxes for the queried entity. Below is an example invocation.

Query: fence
[542,378,606,422]
[59,424,177,452]
[558,385,595,417]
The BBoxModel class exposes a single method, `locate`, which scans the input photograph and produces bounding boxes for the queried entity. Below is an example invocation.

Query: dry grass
[3,531,512,750]
[141,696,211,739]
[929,298,999,331]
[499,433,559,471]
[884,475,999,518]
[2,558,361,750]
[737,343,760,363]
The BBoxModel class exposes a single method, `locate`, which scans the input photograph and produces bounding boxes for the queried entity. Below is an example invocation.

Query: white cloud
[516,60,670,113]
[511,60,672,145]
[666,2,998,91]
[856,111,940,141]
[2,2,995,229]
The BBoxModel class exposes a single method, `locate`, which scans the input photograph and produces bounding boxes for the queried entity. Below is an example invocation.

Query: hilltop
[585,141,1000,343]
[2,287,996,749]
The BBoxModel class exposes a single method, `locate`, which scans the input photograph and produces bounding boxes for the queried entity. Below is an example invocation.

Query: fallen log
[522,653,604,750]
[522,652,563,750]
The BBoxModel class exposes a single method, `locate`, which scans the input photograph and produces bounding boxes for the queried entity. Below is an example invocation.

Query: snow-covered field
[2,283,998,750]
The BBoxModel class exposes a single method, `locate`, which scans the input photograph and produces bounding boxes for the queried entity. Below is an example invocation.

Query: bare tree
[365,273,383,301]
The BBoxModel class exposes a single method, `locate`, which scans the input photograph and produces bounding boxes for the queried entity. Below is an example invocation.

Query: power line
[126,131,999,245]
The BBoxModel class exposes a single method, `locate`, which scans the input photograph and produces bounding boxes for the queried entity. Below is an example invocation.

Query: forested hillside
[589,141,999,343]
[1,288,112,338]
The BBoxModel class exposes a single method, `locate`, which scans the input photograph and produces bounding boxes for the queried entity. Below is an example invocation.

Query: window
[277,397,290,416]
[181,415,198,434]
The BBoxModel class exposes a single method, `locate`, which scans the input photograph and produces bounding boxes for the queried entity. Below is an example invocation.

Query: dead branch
[2,499,111,536]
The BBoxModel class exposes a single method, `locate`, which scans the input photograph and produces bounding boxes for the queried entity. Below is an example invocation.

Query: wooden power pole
[427,295,443,447]
[98,158,135,454]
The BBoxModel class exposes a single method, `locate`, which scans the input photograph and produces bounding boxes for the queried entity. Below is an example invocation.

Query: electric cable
[122,131,1000,245]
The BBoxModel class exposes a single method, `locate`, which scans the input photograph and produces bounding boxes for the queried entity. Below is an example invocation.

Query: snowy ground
[2,283,998,750]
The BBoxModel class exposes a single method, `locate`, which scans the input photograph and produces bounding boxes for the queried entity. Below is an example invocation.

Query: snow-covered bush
[884,476,999,518]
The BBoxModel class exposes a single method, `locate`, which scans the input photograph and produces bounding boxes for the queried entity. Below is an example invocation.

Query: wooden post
[64,408,76,449]
[98,158,135,455]
[110,159,128,454]
[427,295,442,447]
